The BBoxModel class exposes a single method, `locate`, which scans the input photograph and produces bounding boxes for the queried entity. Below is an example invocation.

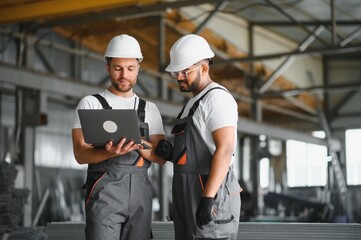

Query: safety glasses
[170,65,202,78]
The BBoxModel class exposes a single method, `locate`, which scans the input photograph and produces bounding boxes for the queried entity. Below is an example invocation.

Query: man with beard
[72,34,166,240]
[164,34,242,240]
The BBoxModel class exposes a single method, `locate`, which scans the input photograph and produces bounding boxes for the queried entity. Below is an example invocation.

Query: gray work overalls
[83,94,153,240]
[171,87,241,240]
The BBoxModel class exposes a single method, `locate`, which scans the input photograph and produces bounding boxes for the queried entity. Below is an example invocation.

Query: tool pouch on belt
[171,122,188,165]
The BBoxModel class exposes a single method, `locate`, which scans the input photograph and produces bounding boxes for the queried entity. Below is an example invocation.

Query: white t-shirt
[73,89,165,136]
[179,82,238,164]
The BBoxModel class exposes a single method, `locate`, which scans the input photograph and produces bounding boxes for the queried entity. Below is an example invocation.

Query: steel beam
[307,71,348,213]
[158,13,168,101]
[331,0,337,46]
[250,20,361,26]
[215,45,361,63]
[194,1,229,34]
[237,118,328,146]
[264,0,329,47]
[34,45,56,74]
[0,0,157,25]
[340,26,361,47]
[23,127,35,226]
[0,29,103,61]
[261,82,361,98]
[0,63,99,100]
[27,0,228,29]
[258,25,325,94]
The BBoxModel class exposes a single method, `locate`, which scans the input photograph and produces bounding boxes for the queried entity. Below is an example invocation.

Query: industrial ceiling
[1,0,361,133]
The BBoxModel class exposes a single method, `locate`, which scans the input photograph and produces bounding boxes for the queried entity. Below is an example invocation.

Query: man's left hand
[196,196,216,229]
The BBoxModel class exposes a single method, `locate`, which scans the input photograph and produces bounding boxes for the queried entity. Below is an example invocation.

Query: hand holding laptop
[78,109,152,154]
[104,137,151,152]
[79,109,147,146]
[104,137,140,155]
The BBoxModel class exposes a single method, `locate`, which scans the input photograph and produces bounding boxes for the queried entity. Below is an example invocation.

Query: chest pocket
[171,122,188,165]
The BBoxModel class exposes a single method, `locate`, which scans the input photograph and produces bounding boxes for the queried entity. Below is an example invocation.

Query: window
[260,157,270,188]
[286,140,328,187]
[346,129,361,185]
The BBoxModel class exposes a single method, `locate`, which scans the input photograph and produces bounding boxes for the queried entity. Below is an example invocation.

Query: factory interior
[0,0,361,239]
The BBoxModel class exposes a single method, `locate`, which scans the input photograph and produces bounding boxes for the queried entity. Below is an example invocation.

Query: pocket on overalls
[171,122,187,135]
[171,123,188,165]
[199,174,209,191]
[223,177,242,221]
[84,171,106,206]
[210,174,242,226]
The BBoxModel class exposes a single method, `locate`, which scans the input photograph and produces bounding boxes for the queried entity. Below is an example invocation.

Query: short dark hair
[105,57,112,65]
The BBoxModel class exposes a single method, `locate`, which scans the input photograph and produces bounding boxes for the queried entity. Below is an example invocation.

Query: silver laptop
[78,109,142,147]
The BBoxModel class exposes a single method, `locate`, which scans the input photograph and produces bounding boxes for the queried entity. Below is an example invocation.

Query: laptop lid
[78,109,142,147]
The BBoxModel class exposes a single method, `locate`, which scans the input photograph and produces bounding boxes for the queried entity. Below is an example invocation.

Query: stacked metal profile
[46,222,175,240]
[238,222,361,240]
[47,221,361,240]
[5,227,47,240]
[0,161,29,237]
[47,222,86,240]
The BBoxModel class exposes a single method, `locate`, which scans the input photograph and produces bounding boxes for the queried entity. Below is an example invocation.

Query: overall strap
[176,87,226,119]
[137,98,146,122]
[137,98,146,136]
[187,87,227,117]
[176,104,187,119]
[92,93,112,109]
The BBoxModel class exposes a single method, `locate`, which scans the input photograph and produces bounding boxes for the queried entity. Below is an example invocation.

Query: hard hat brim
[165,55,214,72]
[104,53,143,62]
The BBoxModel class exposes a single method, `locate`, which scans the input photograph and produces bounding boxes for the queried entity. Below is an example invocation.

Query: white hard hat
[104,34,143,62]
[165,34,215,72]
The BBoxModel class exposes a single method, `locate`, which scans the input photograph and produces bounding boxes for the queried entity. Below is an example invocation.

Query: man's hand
[105,138,139,156]
[137,138,167,165]
[196,196,216,229]
[155,139,173,161]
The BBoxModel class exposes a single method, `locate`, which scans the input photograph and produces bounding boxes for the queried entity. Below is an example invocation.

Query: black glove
[196,196,215,229]
[155,139,173,161]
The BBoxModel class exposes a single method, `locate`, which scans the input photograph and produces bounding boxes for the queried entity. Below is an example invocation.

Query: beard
[111,79,133,93]
[178,75,201,92]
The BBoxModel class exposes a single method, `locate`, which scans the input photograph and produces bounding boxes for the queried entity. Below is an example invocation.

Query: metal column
[22,127,35,227]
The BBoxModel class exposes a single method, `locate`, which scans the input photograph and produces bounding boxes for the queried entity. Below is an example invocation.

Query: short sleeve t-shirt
[72,89,165,136]
[179,82,238,164]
